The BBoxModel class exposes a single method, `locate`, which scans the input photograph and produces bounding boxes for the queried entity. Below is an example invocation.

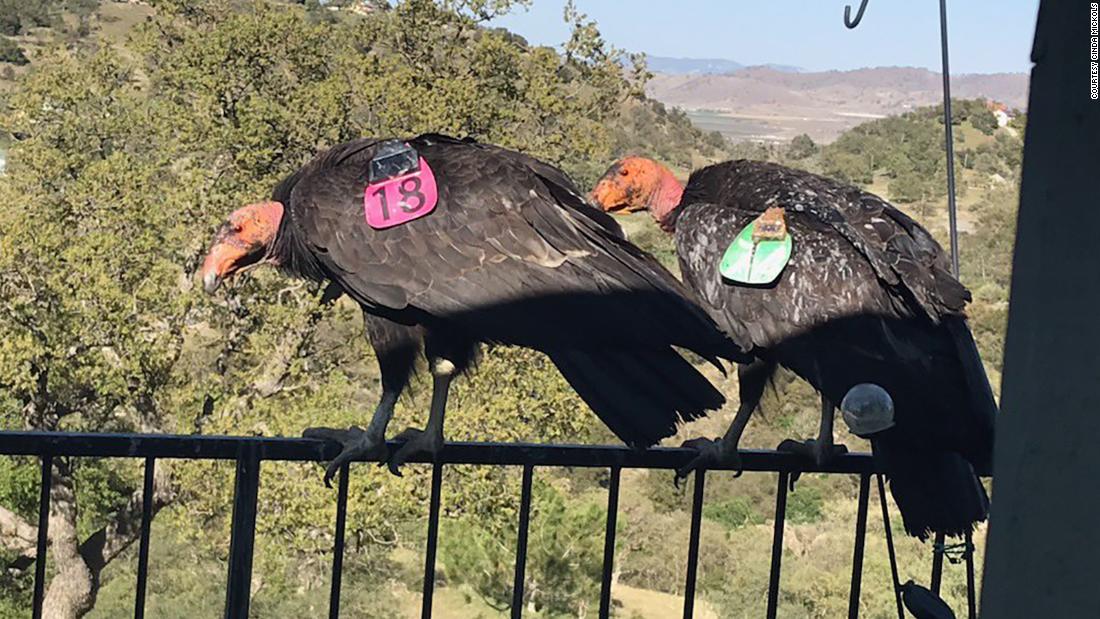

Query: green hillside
[0,2,1019,618]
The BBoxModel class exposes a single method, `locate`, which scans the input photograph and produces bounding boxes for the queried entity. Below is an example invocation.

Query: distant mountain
[753,64,804,73]
[645,56,744,75]
[644,55,804,75]
[646,66,1029,143]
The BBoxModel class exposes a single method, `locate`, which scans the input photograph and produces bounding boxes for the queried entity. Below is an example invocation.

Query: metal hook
[844,0,869,29]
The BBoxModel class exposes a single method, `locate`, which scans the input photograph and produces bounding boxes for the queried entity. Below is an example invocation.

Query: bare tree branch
[78,464,175,574]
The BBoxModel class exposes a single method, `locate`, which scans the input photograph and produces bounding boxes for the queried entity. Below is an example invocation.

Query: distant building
[985,99,1016,127]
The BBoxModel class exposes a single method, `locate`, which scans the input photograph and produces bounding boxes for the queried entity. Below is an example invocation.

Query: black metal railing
[0,431,982,618]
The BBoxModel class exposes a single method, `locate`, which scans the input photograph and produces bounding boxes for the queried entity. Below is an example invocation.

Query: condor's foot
[302,426,388,487]
[675,437,743,488]
[385,427,444,476]
[776,438,849,469]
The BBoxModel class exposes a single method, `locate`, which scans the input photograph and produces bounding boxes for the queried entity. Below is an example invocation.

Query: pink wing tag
[364,157,439,229]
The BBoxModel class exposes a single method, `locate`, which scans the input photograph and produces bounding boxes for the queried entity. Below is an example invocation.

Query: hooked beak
[199,235,255,295]
[203,270,221,294]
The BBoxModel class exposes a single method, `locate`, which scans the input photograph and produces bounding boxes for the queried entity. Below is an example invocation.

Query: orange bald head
[590,156,684,233]
[200,201,284,294]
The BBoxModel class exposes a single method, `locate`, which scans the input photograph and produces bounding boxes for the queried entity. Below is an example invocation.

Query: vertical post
[511,464,535,619]
[421,464,444,619]
[134,457,156,619]
[937,2,961,598]
[939,0,960,277]
[31,455,52,619]
[682,470,706,619]
[930,532,946,594]
[224,445,261,619]
[965,530,976,619]
[877,475,905,619]
[766,472,790,619]
[598,467,621,619]
[980,4,1100,615]
[328,463,350,619]
[847,473,871,619]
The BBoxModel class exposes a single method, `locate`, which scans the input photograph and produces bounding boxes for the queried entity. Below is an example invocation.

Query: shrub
[0,37,27,65]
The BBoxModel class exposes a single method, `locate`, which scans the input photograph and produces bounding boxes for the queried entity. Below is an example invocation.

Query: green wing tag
[719,213,793,285]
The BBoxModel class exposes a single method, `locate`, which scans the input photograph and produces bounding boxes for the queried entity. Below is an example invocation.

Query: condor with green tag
[719,207,793,285]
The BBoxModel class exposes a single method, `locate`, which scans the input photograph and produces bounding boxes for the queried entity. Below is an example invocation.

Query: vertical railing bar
[939,0,960,277]
[510,464,535,619]
[420,463,444,619]
[597,466,621,619]
[766,471,789,619]
[31,455,52,619]
[223,445,261,619]
[877,474,905,619]
[965,530,977,619]
[328,463,350,619]
[847,473,871,619]
[681,470,706,619]
[134,457,156,619]
[930,531,945,594]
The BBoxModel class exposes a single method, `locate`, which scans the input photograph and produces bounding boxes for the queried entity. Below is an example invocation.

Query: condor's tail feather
[876,439,989,540]
[944,315,998,472]
[549,348,724,448]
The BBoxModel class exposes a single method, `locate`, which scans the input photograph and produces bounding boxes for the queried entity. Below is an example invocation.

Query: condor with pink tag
[364,141,439,229]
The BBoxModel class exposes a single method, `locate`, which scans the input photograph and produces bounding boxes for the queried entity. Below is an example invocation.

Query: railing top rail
[0,430,890,474]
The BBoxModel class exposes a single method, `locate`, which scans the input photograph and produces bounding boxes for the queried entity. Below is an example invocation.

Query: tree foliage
[441,479,606,615]
[0,0,56,36]
[788,133,817,159]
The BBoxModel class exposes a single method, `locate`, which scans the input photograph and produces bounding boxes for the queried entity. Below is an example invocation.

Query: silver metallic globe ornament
[840,383,896,438]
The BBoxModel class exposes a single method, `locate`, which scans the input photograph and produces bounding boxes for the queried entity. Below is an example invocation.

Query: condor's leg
[676,358,776,482]
[385,357,455,475]
[304,314,420,486]
[385,333,474,475]
[778,395,849,468]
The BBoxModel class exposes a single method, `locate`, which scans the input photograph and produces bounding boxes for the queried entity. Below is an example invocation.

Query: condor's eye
[619,168,629,177]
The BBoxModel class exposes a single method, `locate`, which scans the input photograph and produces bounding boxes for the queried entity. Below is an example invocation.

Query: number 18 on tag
[364,157,440,229]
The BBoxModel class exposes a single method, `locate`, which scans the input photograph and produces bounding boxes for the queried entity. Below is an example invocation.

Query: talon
[675,437,742,482]
[674,456,704,486]
[387,459,405,477]
[323,462,341,488]
[385,427,442,476]
[301,425,387,486]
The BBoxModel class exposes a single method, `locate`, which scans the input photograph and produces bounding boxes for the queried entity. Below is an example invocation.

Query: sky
[489,0,1042,74]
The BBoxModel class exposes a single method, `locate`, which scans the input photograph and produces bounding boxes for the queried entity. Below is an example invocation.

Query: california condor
[200,135,749,482]
[591,156,996,539]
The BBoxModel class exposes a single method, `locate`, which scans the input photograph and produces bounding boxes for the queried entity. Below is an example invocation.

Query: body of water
[687,110,784,143]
